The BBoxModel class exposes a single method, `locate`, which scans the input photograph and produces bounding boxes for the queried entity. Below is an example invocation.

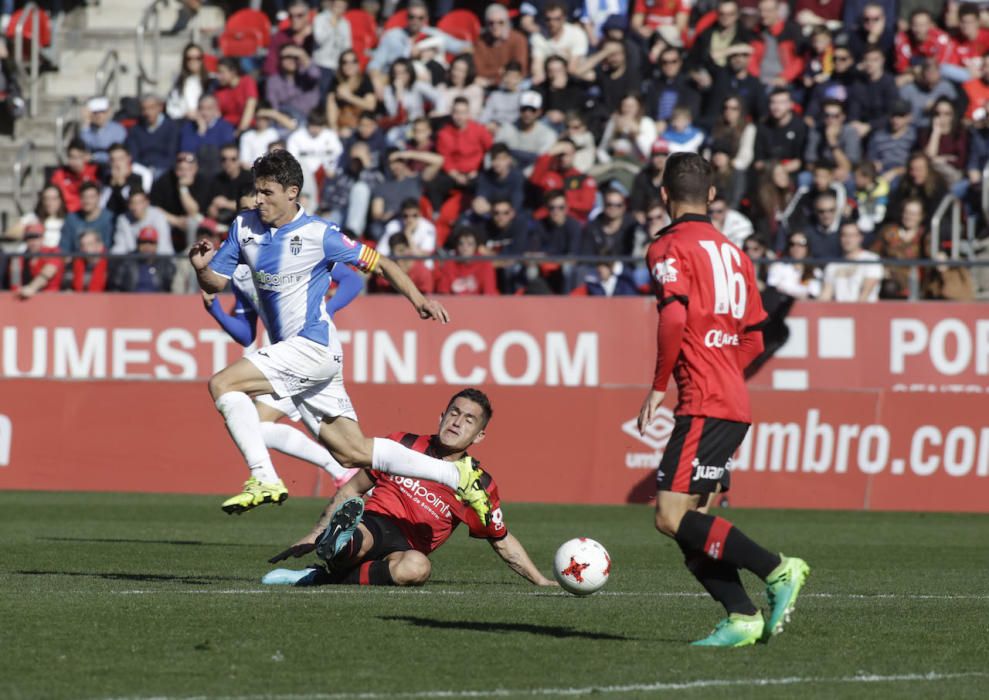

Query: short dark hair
[490,196,513,209]
[769,87,791,100]
[79,181,100,196]
[504,60,522,74]
[545,188,566,204]
[400,197,420,212]
[307,108,327,127]
[489,142,511,159]
[68,138,89,154]
[446,388,493,428]
[452,96,470,108]
[390,232,410,249]
[108,142,128,155]
[128,187,148,200]
[218,57,241,74]
[661,152,713,205]
[959,3,980,20]
[252,149,304,195]
[220,141,239,154]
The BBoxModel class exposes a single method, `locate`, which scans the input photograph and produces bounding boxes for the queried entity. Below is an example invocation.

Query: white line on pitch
[98,671,989,700]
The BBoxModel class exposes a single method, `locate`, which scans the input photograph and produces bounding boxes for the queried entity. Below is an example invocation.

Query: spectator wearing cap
[804,99,862,185]
[267,44,322,129]
[495,91,558,170]
[754,88,808,177]
[367,0,471,81]
[846,2,896,64]
[539,56,586,129]
[61,181,114,254]
[529,0,589,85]
[102,143,154,219]
[79,96,126,165]
[287,108,343,207]
[474,4,530,86]
[573,38,641,118]
[435,227,499,296]
[264,0,316,77]
[630,140,670,223]
[110,226,175,293]
[8,224,64,299]
[111,188,173,255]
[894,10,956,85]
[473,144,526,218]
[179,95,237,180]
[751,0,806,90]
[207,143,254,225]
[709,192,754,248]
[848,45,900,140]
[645,47,702,130]
[428,97,493,210]
[819,221,884,302]
[367,147,442,240]
[214,58,259,135]
[866,99,917,183]
[704,43,767,129]
[902,61,961,132]
[150,152,211,251]
[68,230,109,293]
[530,138,598,223]
[479,61,524,130]
[50,139,101,215]
[125,95,182,178]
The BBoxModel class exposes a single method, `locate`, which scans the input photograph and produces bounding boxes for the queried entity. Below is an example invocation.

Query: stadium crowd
[2,0,988,301]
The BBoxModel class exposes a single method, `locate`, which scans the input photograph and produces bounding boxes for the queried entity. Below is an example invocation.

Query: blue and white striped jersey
[209,206,379,345]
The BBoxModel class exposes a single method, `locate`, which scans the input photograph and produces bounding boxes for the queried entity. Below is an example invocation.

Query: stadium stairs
[0,0,224,228]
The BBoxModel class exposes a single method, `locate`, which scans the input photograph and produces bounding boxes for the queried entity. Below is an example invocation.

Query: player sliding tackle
[640,152,810,647]
[201,260,361,490]
[262,389,558,588]
[189,150,491,524]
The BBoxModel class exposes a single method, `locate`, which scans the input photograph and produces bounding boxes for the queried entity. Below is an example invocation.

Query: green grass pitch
[1,491,987,699]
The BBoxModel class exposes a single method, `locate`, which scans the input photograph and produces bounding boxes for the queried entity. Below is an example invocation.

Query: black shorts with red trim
[656,416,749,494]
[362,510,414,561]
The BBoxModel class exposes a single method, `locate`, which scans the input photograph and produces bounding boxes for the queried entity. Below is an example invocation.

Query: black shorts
[362,510,414,561]
[656,416,749,494]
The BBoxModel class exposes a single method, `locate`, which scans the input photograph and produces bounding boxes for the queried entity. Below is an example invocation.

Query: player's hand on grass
[417,298,450,324]
[267,541,316,564]
[189,238,216,271]
[637,389,665,436]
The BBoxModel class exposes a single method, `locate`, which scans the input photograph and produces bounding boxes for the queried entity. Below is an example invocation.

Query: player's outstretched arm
[189,239,230,294]
[375,255,450,323]
[489,533,558,586]
[267,471,374,563]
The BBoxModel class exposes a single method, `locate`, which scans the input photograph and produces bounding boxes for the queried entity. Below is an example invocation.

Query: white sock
[371,438,459,489]
[215,392,279,483]
[261,422,347,479]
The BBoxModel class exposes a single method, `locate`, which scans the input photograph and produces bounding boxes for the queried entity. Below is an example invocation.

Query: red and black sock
[335,560,395,586]
[675,510,781,580]
[677,540,757,616]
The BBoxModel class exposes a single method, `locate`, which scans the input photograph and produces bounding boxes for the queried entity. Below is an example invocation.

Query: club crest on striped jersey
[290,235,302,255]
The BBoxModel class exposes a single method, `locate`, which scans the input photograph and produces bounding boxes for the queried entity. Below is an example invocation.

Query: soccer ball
[553,538,610,596]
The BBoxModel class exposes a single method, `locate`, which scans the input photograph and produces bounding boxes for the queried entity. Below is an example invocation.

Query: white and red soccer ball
[553,538,610,596]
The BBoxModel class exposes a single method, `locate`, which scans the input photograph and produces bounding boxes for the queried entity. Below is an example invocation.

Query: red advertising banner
[2,294,988,511]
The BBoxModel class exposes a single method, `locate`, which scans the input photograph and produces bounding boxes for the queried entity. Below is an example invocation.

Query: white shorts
[245,335,358,426]
[256,394,301,422]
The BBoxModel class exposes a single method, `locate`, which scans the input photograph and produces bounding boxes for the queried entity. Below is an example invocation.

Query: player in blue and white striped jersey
[189,150,491,524]
[202,260,362,490]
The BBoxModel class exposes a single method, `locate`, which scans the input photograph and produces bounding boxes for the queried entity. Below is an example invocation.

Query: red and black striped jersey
[364,432,507,554]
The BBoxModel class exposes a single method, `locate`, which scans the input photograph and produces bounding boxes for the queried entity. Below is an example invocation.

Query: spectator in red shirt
[751,0,806,90]
[69,229,109,293]
[214,58,259,135]
[473,4,529,86]
[435,227,498,296]
[263,0,315,77]
[632,0,691,48]
[9,224,65,298]
[529,139,598,223]
[946,4,989,81]
[372,233,434,295]
[50,139,100,214]
[963,56,989,120]
[428,97,493,210]
[894,10,956,84]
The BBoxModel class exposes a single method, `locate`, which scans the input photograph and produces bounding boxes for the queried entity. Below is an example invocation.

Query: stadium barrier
[1,295,987,512]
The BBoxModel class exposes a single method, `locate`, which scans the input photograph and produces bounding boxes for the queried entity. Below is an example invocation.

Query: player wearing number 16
[640,153,810,647]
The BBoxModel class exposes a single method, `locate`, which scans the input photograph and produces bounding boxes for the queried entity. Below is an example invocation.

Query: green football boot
[764,555,811,639]
[691,612,765,647]
[221,477,288,514]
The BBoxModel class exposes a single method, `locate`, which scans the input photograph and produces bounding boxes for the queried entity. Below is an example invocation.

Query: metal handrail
[11,140,39,216]
[94,49,124,106]
[12,2,41,118]
[930,194,962,260]
[53,97,80,164]
[135,0,169,96]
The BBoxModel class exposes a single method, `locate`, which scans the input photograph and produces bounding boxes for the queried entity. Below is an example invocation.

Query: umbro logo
[621,406,675,450]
